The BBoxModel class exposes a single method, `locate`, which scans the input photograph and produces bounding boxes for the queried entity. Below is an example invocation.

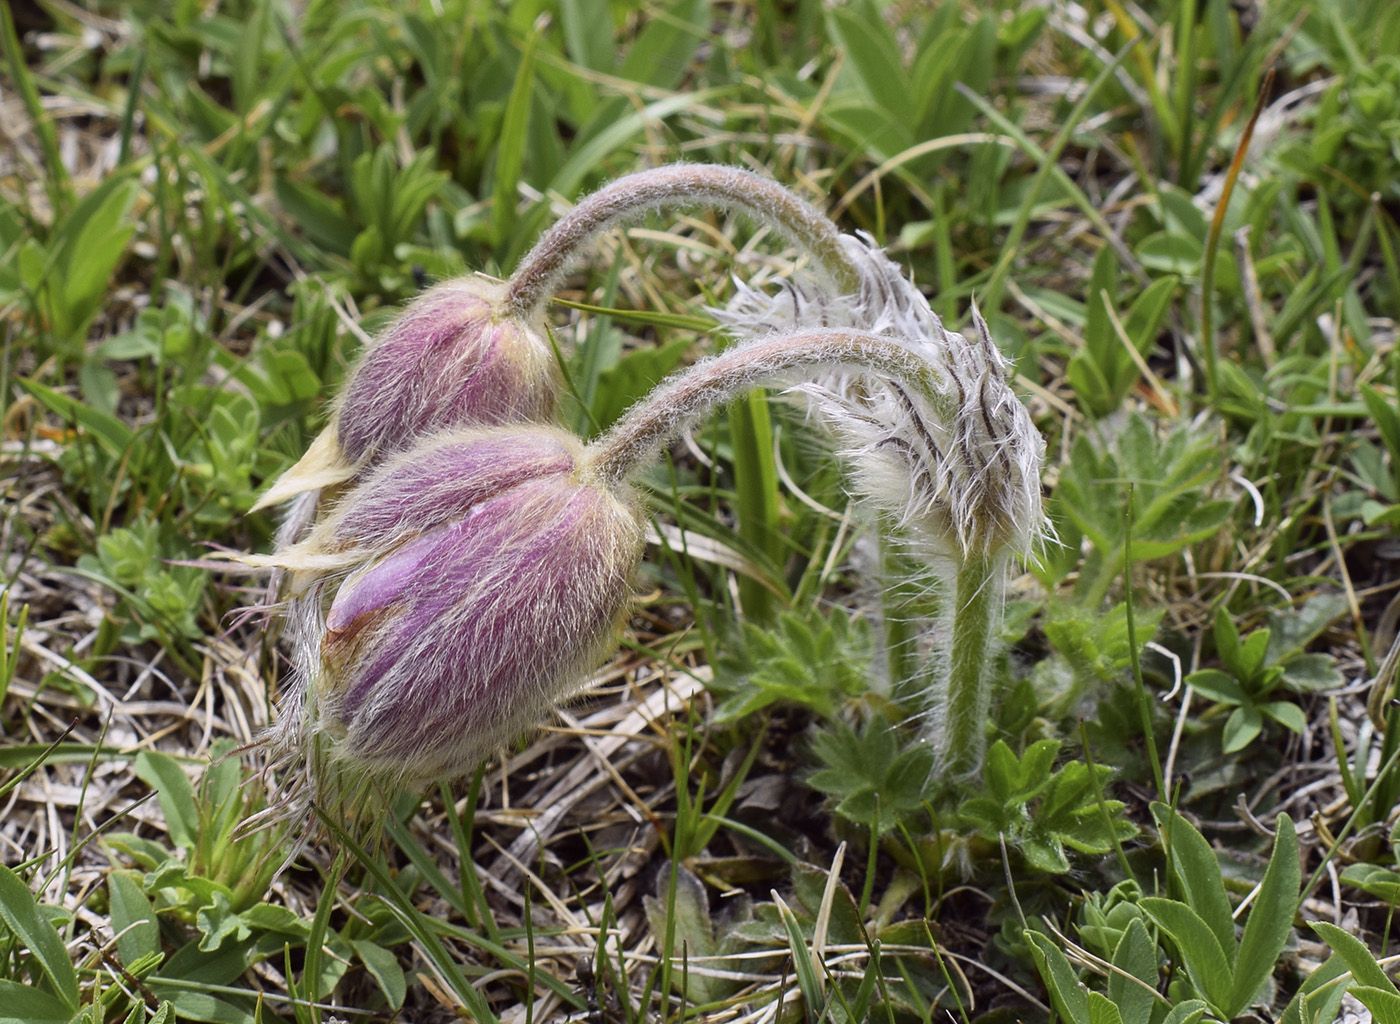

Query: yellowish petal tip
[251,426,356,513]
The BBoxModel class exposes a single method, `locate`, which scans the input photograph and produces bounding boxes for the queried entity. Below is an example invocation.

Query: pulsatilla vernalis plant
[242,164,1048,831]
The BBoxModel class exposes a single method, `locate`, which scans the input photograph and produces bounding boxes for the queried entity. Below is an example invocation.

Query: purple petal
[330,428,579,548]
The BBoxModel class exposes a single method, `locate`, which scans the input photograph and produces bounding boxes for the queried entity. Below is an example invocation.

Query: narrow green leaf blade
[491,25,540,244]
[0,980,71,1024]
[133,751,199,850]
[1138,897,1234,1016]
[0,865,80,1009]
[109,870,160,966]
[1026,931,1090,1024]
[1352,985,1400,1024]
[1310,921,1396,993]
[1106,917,1159,1024]
[1230,814,1301,1017]
[1150,802,1235,956]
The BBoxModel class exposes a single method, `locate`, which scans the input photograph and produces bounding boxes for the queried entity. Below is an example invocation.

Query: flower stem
[938,552,1006,779]
[583,330,947,488]
[502,164,861,321]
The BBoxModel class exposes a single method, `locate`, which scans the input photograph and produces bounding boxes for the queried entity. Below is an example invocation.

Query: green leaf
[1309,921,1397,994]
[774,892,825,1013]
[1026,931,1089,1024]
[1361,383,1400,463]
[1223,704,1264,753]
[590,338,694,432]
[1150,803,1235,956]
[1280,653,1343,693]
[0,981,71,1024]
[826,2,908,116]
[1087,990,1125,1024]
[0,864,80,1009]
[1260,701,1307,734]
[1212,607,1243,677]
[15,377,135,459]
[558,0,614,72]
[1159,1000,1209,1024]
[1106,918,1159,1024]
[549,90,720,199]
[134,751,199,850]
[352,939,407,1011]
[1186,669,1246,705]
[619,0,709,89]
[492,24,540,243]
[1230,814,1300,1017]
[1341,863,1400,904]
[1352,985,1400,1024]
[1276,951,1350,1024]
[109,870,160,966]
[1123,275,1179,354]
[50,175,138,341]
[1137,898,1234,1015]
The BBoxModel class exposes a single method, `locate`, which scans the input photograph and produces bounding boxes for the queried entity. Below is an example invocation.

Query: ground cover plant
[3,1,1399,1022]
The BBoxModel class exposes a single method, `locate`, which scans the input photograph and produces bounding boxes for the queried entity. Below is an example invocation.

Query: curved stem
[503,165,861,320]
[583,330,948,488]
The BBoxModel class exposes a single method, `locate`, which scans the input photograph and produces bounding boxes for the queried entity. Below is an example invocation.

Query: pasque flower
[257,164,861,515]
[254,326,1042,823]
[258,426,644,818]
[254,276,559,512]
[715,234,1046,776]
[245,165,1049,831]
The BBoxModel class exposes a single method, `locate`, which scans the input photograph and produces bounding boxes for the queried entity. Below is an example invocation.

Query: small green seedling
[1187,605,1340,753]
[958,739,1138,874]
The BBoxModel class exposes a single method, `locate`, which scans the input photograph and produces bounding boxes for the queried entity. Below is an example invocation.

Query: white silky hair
[715,233,1046,564]
[244,427,646,839]
[714,233,1048,774]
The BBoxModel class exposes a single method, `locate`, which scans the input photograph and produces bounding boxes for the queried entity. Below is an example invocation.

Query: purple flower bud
[278,427,644,796]
[252,276,558,513]
[335,276,559,466]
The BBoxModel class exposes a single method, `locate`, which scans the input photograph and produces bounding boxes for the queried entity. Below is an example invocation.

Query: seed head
[717,236,1045,563]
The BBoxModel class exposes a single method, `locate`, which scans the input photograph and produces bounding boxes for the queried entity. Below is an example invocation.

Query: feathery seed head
[718,236,1045,563]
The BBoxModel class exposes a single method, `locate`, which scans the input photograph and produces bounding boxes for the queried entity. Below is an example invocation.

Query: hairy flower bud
[262,426,644,819]
[254,276,559,511]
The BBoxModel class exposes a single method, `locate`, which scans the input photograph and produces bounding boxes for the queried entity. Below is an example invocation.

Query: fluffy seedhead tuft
[254,425,644,832]
[719,236,1045,564]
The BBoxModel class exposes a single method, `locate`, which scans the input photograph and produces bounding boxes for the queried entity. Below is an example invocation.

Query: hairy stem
[503,164,861,321]
[584,330,948,488]
[938,552,1006,779]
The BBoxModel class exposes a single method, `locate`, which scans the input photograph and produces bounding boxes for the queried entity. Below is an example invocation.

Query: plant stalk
[584,330,947,488]
[503,164,861,321]
[938,553,1004,778]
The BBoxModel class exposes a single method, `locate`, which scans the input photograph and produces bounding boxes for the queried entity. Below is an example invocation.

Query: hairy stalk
[502,164,862,321]
[584,330,948,487]
[586,326,1044,777]
[939,553,1006,778]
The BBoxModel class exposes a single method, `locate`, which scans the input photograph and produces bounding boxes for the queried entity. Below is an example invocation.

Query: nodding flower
[242,165,1051,837]
[253,276,559,513]
[252,425,644,827]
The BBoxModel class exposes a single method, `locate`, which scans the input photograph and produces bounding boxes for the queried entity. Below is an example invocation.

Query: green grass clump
[3,1,1400,1022]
